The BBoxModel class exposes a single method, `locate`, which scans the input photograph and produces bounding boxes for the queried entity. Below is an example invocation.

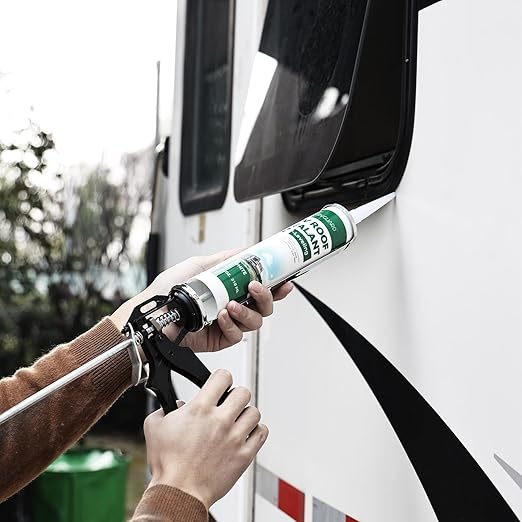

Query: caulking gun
[0,194,394,425]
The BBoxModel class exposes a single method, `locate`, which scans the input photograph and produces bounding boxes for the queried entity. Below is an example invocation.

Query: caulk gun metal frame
[124,289,215,414]
[0,287,218,426]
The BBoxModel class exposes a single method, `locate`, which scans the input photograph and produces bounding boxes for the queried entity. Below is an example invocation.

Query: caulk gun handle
[217,388,232,406]
[150,363,230,413]
[143,333,213,414]
[145,360,179,414]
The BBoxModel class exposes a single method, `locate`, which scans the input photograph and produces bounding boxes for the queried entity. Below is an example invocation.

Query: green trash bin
[33,447,130,522]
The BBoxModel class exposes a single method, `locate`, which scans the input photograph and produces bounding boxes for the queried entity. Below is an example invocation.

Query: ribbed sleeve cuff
[132,485,208,521]
[67,317,132,397]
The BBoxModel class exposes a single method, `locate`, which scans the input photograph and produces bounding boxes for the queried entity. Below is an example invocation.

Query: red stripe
[346,516,359,522]
[278,479,305,522]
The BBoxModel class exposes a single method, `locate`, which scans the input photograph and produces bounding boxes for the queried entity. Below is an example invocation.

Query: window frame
[282,0,418,213]
[232,0,419,213]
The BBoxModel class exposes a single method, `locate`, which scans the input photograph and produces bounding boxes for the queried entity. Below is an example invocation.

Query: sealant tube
[170,204,357,331]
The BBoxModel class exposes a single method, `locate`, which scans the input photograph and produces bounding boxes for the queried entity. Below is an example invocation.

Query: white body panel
[162,0,522,520]
[162,1,264,519]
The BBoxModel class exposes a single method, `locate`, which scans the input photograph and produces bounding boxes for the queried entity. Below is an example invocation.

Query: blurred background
[0,0,176,518]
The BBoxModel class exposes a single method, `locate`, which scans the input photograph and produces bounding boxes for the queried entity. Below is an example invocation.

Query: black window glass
[325,0,405,173]
[180,0,234,215]
[234,0,369,202]
[282,0,415,213]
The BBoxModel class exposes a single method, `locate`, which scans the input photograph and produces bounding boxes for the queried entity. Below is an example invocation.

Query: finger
[220,386,252,419]
[248,281,273,316]
[227,301,263,331]
[235,406,261,439]
[143,408,164,436]
[245,423,269,453]
[196,369,233,406]
[217,309,244,347]
[272,281,294,301]
[145,408,165,424]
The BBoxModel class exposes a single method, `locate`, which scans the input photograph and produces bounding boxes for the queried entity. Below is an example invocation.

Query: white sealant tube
[181,204,357,327]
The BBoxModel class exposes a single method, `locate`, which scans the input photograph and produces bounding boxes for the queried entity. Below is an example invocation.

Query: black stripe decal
[297,284,518,521]
[418,0,443,10]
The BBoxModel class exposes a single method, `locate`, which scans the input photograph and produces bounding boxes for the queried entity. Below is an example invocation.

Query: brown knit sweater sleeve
[0,318,132,502]
[130,485,208,522]
[0,317,208,521]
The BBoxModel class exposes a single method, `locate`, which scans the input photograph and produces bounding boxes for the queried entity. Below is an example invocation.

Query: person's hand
[144,369,268,510]
[111,250,293,353]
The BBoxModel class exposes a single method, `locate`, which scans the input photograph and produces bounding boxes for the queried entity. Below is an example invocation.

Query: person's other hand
[144,369,267,509]
[111,250,293,352]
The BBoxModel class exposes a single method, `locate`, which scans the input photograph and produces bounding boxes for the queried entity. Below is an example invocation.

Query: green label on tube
[217,260,257,301]
[289,229,312,261]
[313,209,347,250]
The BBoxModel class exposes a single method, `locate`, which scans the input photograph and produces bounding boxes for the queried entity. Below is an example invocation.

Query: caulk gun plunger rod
[0,338,133,427]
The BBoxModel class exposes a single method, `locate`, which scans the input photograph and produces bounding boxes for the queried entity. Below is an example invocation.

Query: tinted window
[326,0,406,172]
[283,0,415,213]
[234,0,417,213]
[180,0,235,215]
[234,0,369,201]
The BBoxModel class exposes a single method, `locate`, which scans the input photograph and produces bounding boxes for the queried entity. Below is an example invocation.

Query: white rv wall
[256,0,522,520]
[162,0,522,520]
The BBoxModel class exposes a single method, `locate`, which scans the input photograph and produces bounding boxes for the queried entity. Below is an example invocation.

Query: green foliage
[0,125,62,371]
[0,121,150,395]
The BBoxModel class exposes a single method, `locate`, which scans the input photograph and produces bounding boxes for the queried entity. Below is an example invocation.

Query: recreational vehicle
[150,1,522,520]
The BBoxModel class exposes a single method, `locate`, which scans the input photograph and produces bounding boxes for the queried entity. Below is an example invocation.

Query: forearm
[0,318,132,502]
[130,485,208,522]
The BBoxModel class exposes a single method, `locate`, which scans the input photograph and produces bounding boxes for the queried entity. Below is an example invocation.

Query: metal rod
[0,338,133,427]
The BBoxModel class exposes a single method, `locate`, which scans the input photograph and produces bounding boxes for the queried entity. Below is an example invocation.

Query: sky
[0,0,178,287]
[0,0,176,165]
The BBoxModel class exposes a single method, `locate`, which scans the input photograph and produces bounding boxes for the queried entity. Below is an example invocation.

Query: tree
[0,120,152,433]
[0,123,64,372]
